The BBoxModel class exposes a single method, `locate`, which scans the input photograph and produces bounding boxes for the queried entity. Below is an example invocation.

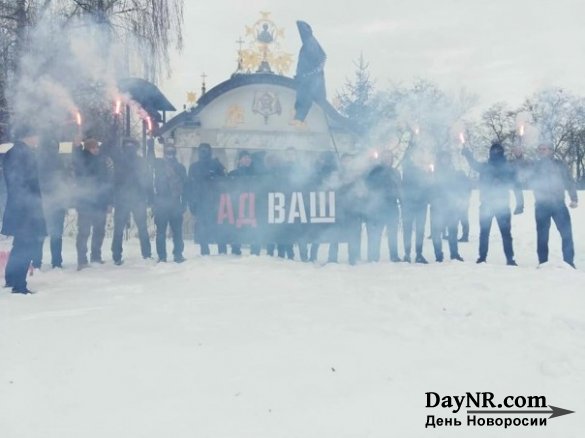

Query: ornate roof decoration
[236,12,293,75]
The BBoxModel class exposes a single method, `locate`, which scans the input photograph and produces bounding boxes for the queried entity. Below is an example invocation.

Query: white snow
[1,191,584,438]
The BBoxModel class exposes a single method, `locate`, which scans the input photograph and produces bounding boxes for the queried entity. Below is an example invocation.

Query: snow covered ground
[1,192,584,438]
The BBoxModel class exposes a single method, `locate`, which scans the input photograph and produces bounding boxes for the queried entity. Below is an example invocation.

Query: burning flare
[519,124,525,137]
[459,132,466,145]
[146,117,153,133]
[115,99,122,115]
[76,111,82,126]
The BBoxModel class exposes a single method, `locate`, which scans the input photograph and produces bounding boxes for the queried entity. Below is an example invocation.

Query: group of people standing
[181,140,578,271]
[0,121,579,295]
[1,125,191,294]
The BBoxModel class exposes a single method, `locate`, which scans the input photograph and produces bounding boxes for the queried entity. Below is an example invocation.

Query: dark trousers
[431,203,459,260]
[479,204,514,261]
[194,214,226,256]
[366,206,399,262]
[32,239,43,269]
[277,244,294,259]
[457,202,470,240]
[535,202,574,264]
[5,235,40,291]
[309,242,338,263]
[298,242,309,261]
[33,208,66,268]
[403,201,428,257]
[334,217,362,265]
[200,243,227,255]
[231,243,261,255]
[154,209,184,260]
[77,207,107,264]
[112,200,151,261]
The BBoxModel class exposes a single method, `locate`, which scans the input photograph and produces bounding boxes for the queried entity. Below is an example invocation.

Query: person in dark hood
[401,148,433,264]
[73,138,113,270]
[188,143,227,255]
[430,152,464,262]
[111,137,153,265]
[529,142,578,268]
[152,141,187,263]
[2,124,47,294]
[293,21,327,123]
[364,149,402,262]
[462,142,523,265]
[37,135,69,268]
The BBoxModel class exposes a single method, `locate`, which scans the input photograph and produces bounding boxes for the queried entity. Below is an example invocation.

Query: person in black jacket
[37,135,69,268]
[401,148,433,264]
[73,138,113,270]
[530,143,578,267]
[188,143,226,255]
[364,150,401,262]
[111,138,152,265]
[152,142,187,263]
[462,142,523,265]
[2,124,47,294]
[430,152,463,262]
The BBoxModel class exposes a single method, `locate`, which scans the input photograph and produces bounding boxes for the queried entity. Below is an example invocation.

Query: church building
[158,13,358,169]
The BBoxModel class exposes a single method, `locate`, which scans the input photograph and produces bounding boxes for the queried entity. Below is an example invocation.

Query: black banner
[193,176,356,245]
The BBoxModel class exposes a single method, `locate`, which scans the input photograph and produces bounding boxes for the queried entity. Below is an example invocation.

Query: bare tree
[479,102,517,145]
[0,0,184,140]
[368,79,476,164]
[62,0,184,82]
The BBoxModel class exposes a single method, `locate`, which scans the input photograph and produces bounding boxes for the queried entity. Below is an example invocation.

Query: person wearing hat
[2,123,47,294]
[152,141,187,263]
[462,142,524,265]
[111,137,153,265]
[363,149,402,263]
[188,143,227,256]
[72,137,114,270]
[529,142,578,268]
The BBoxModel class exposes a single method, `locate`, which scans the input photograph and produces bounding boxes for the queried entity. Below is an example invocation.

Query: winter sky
[162,0,585,112]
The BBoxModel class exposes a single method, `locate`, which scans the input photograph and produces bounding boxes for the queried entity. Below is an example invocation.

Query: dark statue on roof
[293,21,327,122]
